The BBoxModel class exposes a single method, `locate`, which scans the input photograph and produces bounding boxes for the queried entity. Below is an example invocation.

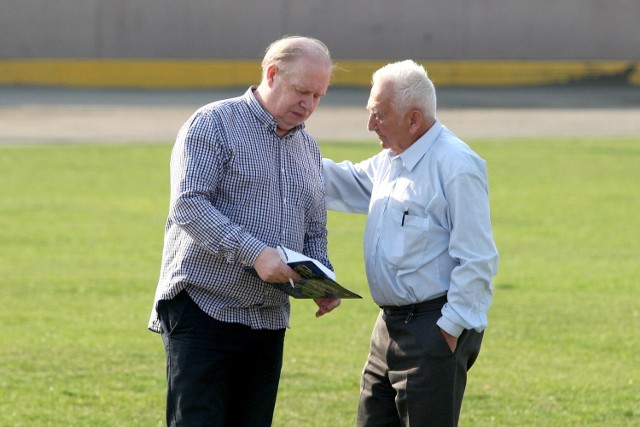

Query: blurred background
[1,0,639,88]
[2,3,639,426]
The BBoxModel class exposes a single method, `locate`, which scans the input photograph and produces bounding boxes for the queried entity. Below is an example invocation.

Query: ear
[266,64,278,86]
[407,110,423,133]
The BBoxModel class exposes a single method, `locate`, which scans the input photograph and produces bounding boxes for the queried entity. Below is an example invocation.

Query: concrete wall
[2,0,639,60]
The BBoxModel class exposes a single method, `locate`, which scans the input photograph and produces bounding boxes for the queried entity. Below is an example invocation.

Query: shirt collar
[243,86,305,136]
[390,119,443,172]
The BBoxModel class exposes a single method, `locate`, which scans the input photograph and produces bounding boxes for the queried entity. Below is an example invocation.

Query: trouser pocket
[157,290,189,335]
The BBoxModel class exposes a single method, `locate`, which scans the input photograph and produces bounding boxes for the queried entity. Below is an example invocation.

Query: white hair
[371,60,437,121]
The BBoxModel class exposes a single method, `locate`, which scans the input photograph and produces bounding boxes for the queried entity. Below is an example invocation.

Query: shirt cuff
[237,233,267,267]
[436,316,464,338]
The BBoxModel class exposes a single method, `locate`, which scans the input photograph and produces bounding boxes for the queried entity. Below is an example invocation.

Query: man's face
[267,57,331,133]
[367,81,411,155]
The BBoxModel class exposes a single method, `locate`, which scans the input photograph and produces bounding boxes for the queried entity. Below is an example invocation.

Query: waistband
[379,295,448,315]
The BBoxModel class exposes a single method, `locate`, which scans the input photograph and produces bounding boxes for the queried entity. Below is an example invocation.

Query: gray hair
[261,35,333,77]
[372,60,437,121]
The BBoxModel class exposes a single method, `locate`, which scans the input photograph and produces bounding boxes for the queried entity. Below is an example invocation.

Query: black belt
[380,295,448,323]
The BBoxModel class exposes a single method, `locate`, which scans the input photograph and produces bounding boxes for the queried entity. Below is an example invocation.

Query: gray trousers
[357,299,483,427]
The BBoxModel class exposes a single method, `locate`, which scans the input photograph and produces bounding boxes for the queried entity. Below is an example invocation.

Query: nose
[300,94,316,111]
[367,114,377,131]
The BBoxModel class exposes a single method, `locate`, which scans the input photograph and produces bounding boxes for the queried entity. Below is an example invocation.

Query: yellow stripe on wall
[335,60,640,86]
[0,59,638,87]
[0,59,261,88]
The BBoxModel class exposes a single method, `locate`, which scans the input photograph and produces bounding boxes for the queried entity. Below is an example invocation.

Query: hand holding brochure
[272,246,362,299]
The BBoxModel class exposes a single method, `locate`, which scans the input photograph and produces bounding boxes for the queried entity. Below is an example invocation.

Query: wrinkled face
[266,57,331,134]
[367,81,412,154]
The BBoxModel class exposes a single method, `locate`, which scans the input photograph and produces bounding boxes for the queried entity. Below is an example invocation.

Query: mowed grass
[0,138,638,426]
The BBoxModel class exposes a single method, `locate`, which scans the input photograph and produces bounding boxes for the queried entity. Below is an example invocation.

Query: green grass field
[1,138,638,426]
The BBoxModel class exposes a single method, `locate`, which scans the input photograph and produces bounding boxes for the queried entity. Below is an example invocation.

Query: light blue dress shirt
[323,120,498,337]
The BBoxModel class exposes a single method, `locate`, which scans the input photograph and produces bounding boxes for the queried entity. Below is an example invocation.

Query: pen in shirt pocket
[401,208,408,226]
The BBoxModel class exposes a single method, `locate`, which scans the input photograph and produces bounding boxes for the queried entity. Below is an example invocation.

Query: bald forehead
[264,37,332,71]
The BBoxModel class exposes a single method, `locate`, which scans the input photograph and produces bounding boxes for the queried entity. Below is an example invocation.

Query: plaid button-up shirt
[148,87,331,332]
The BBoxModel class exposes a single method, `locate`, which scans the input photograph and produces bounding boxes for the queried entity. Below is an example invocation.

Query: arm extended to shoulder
[322,157,375,214]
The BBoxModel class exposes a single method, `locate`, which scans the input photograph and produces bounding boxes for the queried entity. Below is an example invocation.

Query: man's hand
[440,328,458,353]
[253,247,301,284]
[254,248,340,317]
[314,298,341,317]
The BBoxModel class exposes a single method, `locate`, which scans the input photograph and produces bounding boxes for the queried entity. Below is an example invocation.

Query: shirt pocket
[382,205,430,270]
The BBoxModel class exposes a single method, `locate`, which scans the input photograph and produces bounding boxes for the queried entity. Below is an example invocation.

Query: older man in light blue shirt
[323,60,498,427]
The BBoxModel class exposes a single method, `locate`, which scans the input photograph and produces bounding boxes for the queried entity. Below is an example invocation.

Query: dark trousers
[157,291,286,427]
[357,298,483,427]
